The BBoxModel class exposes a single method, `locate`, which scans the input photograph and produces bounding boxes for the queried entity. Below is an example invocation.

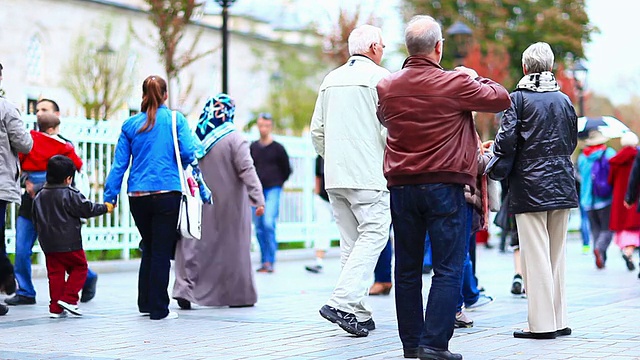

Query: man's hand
[624,201,634,209]
[25,180,35,198]
[454,66,479,79]
[255,206,265,216]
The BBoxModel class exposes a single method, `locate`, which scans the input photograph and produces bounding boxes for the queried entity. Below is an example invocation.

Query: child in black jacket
[32,155,114,318]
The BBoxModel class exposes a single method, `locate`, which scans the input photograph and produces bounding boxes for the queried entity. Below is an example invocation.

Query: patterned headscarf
[195,93,236,158]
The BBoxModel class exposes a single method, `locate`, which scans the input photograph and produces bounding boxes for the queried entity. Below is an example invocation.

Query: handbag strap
[171,111,188,193]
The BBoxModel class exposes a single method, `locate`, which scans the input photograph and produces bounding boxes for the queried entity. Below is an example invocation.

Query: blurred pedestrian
[377,15,510,359]
[104,75,199,320]
[305,155,334,274]
[250,113,291,273]
[311,24,391,337]
[0,94,33,315]
[609,132,640,271]
[494,42,578,339]
[578,130,616,269]
[173,94,265,309]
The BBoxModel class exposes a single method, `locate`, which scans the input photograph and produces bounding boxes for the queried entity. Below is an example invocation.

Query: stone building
[0,0,321,127]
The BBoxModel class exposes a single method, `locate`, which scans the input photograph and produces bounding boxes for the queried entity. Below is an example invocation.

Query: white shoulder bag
[171,111,202,240]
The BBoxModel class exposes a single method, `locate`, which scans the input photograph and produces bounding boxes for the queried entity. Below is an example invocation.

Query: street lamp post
[446,21,473,66]
[97,42,115,120]
[214,0,237,94]
[572,60,589,116]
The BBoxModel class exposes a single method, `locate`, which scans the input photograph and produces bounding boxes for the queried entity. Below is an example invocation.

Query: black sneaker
[0,304,8,316]
[175,297,192,310]
[511,274,523,295]
[80,275,98,303]
[359,318,375,331]
[319,305,369,337]
[305,265,323,273]
[5,294,36,306]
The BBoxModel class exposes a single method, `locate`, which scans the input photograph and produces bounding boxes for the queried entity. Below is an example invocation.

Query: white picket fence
[4,116,581,260]
[4,116,331,259]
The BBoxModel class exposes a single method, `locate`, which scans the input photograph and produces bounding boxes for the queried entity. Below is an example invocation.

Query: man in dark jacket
[494,42,578,340]
[376,15,511,360]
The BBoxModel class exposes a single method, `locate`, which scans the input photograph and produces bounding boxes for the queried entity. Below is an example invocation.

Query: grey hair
[522,42,555,73]
[404,15,442,56]
[348,25,383,56]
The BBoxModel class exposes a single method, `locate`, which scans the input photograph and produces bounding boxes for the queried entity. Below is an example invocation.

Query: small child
[19,113,83,190]
[32,155,114,318]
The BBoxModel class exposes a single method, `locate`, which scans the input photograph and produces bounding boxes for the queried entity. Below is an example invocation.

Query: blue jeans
[391,184,467,351]
[374,238,393,283]
[423,233,432,267]
[580,205,590,247]
[129,193,181,320]
[15,216,98,298]
[457,205,479,312]
[15,216,38,298]
[253,186,282,265]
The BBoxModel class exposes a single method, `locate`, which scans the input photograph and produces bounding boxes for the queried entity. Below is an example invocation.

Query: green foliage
[252,44,327,135]
[402,0,596,88]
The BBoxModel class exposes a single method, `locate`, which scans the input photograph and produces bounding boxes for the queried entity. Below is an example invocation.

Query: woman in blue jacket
[104,75,197,320]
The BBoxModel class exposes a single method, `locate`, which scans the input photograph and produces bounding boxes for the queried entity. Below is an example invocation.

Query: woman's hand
[624,201,634,209]
[255,206,265,216]
[482,140,494,150]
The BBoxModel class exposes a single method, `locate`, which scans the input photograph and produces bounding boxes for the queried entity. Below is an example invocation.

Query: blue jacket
[577,147,616,211]
[104,105,197,204]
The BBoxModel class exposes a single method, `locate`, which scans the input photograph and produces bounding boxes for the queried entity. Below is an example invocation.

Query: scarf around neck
[516,71,560,92]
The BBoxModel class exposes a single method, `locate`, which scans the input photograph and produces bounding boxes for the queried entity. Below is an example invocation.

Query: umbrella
[577,116,630,139]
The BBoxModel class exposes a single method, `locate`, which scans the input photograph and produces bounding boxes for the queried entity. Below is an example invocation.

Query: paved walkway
[1,236,639,360]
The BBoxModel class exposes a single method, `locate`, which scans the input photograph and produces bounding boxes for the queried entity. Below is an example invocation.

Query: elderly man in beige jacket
[310,24,391,338]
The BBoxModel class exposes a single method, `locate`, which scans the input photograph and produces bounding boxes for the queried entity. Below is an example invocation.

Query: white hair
[404,15,442,56]
[522,42,554,73]
[620,132,639,147]
[348,25,383,56]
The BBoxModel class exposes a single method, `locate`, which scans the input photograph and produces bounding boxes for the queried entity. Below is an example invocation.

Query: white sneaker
[57,300,82,316]
[49,310,67,319]
[164,311,178,319]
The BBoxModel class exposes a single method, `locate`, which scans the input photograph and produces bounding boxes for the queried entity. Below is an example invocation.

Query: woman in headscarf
[173,94,265,309]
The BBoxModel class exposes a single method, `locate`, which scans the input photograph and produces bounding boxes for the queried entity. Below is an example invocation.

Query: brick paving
[0,236,639,360]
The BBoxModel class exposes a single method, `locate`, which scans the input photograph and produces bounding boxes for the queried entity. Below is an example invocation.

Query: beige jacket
[310,56,390,192]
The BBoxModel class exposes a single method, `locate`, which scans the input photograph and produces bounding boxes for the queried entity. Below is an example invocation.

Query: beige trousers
[515,209,570,333]
[326,188,391,321]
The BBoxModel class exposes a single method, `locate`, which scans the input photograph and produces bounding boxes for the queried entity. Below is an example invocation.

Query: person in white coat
[310,24,391,338]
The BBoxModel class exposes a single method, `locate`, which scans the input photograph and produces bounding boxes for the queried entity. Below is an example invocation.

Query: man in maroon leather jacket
[376,15,510,360]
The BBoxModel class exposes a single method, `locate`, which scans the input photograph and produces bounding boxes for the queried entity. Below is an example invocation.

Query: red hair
[139,75,167,133]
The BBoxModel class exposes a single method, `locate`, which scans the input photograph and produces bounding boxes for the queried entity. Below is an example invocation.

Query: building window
[26,35,43,83]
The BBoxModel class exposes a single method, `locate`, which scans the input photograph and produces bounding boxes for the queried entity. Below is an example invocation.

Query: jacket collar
[347,54,376,65]
[43,183,71,189]
[402,56,443,70]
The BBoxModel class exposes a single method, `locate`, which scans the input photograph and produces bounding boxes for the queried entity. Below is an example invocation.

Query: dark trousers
[391,184,467,351]
[0,200,14,286]
[587,205,613,262]
[129,193,180,320]
[457,205,479,311]
[374,238,393,283]
[45,249,88,313]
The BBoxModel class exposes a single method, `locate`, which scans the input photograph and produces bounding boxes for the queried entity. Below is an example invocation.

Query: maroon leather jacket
[377,56,511,189]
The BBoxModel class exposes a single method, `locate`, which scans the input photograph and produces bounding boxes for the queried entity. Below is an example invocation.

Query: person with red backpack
[577,130,617,269]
